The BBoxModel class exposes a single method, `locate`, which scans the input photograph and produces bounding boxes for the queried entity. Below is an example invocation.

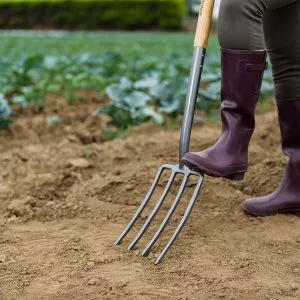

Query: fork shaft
[179,47,206,166]
[179,0,215,164]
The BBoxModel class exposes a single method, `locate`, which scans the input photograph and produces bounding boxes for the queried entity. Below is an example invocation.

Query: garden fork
[115,0,215,264]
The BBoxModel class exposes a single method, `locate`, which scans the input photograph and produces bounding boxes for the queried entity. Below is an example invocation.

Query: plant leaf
[124,91,151,108]
[141,106,164,125]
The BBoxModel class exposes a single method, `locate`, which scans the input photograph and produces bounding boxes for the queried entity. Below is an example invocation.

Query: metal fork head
[115,164,204,264]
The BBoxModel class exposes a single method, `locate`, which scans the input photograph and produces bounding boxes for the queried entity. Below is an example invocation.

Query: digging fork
[115,0,215,264]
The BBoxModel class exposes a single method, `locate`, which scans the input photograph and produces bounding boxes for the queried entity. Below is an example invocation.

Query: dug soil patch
[0,103,300,300]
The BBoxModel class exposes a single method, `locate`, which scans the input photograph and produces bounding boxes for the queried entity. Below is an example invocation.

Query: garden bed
[1,98,300,299]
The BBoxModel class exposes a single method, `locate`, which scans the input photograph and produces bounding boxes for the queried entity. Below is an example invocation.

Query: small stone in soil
[67,158,93,169]
[86,261,95,267]
[6,215,19,224]
[125,184,134,191]
[67,135,81,143]
[0,254,6,263]
[88,278,98,286]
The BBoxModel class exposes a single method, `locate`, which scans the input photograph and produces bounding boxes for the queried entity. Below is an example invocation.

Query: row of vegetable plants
[0,38,274,137]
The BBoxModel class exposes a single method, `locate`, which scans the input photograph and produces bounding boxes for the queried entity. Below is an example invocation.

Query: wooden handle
[194,0,215,48]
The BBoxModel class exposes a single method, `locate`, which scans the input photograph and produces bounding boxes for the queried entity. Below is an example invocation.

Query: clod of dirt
[86,261,95,268]
[6,215,19,224]
[67,158,93,169]
[15,152,29,162]
[0,254,6,263]
[67,134,81,143]
[87,278,99,286]
[7,197,34,218]
[75,128,96,144]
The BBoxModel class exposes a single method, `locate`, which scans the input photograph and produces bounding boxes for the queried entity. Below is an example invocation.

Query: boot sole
[182,160,245,181]
[224,172,245,181]
[241,204,300,217]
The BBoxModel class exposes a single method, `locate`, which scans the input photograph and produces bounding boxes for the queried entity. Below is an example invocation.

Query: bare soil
[1,99,300,300]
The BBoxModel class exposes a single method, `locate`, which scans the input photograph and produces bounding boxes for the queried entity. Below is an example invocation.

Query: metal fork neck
[179,47,206,167]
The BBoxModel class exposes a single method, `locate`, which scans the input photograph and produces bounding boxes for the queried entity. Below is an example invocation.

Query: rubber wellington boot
[181,48,267,180]
[241,101,300,217]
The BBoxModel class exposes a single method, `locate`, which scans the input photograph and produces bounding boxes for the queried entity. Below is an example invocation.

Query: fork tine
[141,173,189,257]
[154,175,204,265]
[115,165,165,246]
[127,171,176,251]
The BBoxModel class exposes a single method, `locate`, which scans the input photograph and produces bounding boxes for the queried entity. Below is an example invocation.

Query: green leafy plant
[0,33,274,135]
[0,94,12,129]
[94,77,163,138]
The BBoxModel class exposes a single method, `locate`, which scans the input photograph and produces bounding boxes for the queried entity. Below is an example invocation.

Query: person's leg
[264,1,300,102]
[242,1,300,216]
[218,0,266,50]
[218,0,296,50]
[181,0,268,179]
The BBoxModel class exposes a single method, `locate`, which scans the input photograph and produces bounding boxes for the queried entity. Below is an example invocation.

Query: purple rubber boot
[182,48,267,180]
[242,101,300,216]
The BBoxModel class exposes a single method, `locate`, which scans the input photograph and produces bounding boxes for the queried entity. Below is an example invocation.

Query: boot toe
[241,197,270,217]
[182,152,205,165]
[181,152,247,180]
[181,152,218,176]
[241,199,258,217]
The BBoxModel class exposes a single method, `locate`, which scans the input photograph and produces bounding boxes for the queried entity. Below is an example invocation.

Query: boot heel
[225,172,245,181]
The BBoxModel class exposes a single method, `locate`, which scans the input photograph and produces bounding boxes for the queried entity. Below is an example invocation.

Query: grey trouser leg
[218,0,300,101]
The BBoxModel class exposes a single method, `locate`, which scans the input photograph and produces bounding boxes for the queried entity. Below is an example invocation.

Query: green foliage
[47,115,60,127]
[0,33,274,134]
[0,0,185,30]
[94,77,163,129]
[0,94,12,129]
[83,148,93,158]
